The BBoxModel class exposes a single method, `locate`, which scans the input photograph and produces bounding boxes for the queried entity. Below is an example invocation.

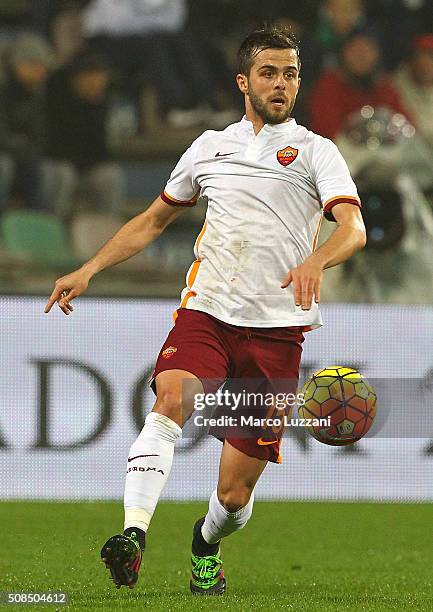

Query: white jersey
[161,117,360,329]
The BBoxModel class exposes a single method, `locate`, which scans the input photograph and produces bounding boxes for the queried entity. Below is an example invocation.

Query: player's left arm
[281,203,366,310]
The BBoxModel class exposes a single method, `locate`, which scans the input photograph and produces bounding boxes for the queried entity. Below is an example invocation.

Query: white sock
[124,412,181,532]
[201,489,254,544]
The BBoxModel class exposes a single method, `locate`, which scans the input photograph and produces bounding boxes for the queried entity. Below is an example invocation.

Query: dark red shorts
[150,308,304,463]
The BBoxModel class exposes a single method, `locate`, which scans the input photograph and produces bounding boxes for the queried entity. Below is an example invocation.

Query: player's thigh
[217,440,267,509]
[153,368,204,427]
[241,329,305,381]
[151,310,231,426]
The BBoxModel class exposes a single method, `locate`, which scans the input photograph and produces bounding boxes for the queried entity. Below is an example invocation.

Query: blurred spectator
[364,0,433,69]
[50,2,85,65]
[314,0,368,70]
[270,14,322,126]
[0,34,54,211]
[393,34,433,152]
[309,30,410,140]
[44,52,125,219]
[32,0,88,40]
[82,0,239,129]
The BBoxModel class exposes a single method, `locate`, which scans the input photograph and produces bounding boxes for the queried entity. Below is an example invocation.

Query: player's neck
[244,107,291,135]
[245,109,265,135]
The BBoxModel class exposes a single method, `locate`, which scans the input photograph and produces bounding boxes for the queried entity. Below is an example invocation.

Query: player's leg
[189,325,305,594]
[123,368,202,533]
[101,368,201,589]
[190,441,267,595]
[101,309,229,589]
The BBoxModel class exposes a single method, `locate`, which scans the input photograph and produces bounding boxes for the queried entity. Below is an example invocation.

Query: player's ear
[236,73,248,94]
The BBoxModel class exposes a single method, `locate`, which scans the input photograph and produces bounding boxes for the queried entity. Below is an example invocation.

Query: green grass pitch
[2,501,432,611]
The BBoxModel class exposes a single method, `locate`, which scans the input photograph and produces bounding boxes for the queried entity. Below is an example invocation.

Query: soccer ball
[298,366,377,446]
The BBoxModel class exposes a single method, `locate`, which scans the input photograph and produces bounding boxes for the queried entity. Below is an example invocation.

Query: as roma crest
[162,346,178,359]
[277,145,298,167]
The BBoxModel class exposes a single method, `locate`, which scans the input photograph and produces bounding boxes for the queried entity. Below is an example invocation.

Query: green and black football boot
[190,517,226,595]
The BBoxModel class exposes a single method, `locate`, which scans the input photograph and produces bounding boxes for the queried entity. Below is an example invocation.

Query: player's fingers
[292,277,302,306]
[44,287,63,313]
[61,288,78,302]
[301,279,314,310]
[59,300,74,314]
[59,304,70,315]
[281,270,293,288]
[58,289,78,315]
[314,279,321,303]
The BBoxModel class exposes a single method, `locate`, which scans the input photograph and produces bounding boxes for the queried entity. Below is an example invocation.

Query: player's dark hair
[238,26,301,75]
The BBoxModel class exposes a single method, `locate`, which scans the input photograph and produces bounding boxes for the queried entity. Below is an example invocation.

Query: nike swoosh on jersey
[215,151,238,157]
[257,438,279,446]
[127,454,160,462]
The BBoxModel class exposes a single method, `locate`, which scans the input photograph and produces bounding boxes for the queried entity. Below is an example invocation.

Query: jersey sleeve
[160,135,203,207]
[312,137,361,222]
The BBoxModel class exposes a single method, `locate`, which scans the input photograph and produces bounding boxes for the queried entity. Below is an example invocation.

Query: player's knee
[217,486,252,513]
[153,389,184,424]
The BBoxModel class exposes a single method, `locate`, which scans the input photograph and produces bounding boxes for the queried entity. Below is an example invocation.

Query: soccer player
[45,27,366,595]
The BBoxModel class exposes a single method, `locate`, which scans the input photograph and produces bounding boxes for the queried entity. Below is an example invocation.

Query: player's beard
[248,86,295,125]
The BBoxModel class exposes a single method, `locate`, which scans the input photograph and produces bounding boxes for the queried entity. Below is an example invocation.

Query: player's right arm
[44,196,186,315]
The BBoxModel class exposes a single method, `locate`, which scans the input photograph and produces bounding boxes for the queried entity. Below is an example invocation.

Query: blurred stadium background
[1,0,433,300]
[1,2,432,608]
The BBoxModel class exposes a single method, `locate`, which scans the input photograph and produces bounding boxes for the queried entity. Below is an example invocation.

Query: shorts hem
[222,438,282,464]
[148,365,203,394]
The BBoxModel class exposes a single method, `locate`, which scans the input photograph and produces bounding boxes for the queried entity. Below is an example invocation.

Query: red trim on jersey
[160,191,197,207]
[323,196,361,222]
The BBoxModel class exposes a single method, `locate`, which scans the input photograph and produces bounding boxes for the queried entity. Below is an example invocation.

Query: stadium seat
[70,211,148,272]
[70,211,122,259]
[0,210,83,268]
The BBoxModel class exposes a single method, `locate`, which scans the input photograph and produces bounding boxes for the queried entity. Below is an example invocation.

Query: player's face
[237,47,301,126]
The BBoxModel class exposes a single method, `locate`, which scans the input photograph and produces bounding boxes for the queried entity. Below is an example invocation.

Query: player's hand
[44,268,92,315]
[281,259,323,310]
